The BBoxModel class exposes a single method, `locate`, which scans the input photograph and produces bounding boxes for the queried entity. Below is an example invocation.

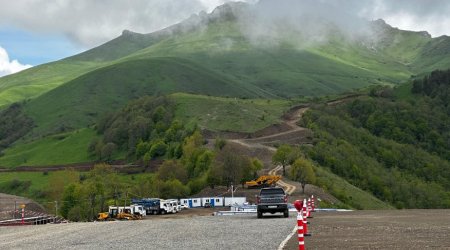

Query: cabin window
[216,199,220,202]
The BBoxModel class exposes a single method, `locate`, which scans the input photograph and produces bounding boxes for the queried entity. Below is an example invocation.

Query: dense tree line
[412,69,450,107]
[300,74,450,208]
[0,103,34,155]
[347,98,450,161]
[89,96,194,162]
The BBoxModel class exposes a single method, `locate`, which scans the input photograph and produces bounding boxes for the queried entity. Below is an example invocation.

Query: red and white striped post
[303,199,311,236]
[311,195,315,212]
[20,204,25,225]
[294,200,306,250]
[307,198,313,218]
[297,211,305,250]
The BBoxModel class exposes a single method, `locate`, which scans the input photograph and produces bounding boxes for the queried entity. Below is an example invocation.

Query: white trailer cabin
[180,198,203,208]
[224,197,247,206]
[201,197,224,207]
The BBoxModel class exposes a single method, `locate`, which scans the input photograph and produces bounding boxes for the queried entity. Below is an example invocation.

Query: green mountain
[1,2,450,167]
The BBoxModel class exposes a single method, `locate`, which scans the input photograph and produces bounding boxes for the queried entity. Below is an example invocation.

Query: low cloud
[0,0,448,50]
[0,46,32,77]
[0,0,253,48]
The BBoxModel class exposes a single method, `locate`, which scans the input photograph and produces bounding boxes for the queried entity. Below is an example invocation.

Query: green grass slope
[0,61,104,108]
[24,57,276,136]
[173,93,291,133]
[1,94,290,167]
[0,129,96,168]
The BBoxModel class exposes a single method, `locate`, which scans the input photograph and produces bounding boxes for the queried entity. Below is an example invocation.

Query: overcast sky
[1,0,449,76]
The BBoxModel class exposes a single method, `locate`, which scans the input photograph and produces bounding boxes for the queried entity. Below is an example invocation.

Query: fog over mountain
[0,0,449,48]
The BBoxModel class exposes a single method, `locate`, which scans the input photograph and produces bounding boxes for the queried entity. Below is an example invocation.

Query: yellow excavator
[245,175,281,189]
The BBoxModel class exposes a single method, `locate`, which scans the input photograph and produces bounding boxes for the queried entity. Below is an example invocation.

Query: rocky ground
[0,211,293,250]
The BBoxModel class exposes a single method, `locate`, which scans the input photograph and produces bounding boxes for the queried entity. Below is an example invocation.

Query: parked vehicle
[256,187,289,218]
[167,199,180,213]
[99,205,145,220]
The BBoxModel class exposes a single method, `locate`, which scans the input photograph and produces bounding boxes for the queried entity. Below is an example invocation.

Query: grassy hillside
[0,129,97,168]
[0,61,104,108]
[173,93,291,132]
[2,5,450,109]
[0,94,290,167]
[24,57,278,136]
[1,2,450,173]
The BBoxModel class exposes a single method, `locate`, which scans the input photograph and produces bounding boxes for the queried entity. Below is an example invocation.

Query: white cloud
[0,46,33,77]
[0,0,254,48]
[0,0,448,50]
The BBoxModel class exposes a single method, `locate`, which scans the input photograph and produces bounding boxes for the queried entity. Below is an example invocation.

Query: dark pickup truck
[256,187,289,218]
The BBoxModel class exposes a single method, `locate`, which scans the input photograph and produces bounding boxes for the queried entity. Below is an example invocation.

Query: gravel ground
[285,209,450,249]
[0,213,295,250]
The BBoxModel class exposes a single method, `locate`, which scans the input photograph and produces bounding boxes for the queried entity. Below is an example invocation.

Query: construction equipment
[97,212,110,221]
[245,175,281,189]
[97,205,144,221]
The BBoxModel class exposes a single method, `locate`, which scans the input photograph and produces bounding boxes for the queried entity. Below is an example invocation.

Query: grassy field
[0,129,97,168]
[173,93,291,132]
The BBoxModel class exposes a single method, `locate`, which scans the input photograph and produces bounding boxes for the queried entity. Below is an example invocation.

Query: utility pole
[231,183,234,206]
[124,191,128,208]
[54,201,58,223]
[90,194,95,222]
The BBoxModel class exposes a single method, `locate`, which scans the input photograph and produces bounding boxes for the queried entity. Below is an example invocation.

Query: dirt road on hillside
[228,106,312,197]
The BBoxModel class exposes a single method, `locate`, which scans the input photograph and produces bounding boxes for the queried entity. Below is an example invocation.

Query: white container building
[180,198,203,208]
[224,197,247,206]
[201,197,224,207]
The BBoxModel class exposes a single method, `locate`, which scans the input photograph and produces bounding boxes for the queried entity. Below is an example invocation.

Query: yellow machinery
[245,175,281,189]
[97,212,110,221]
[116,212,141,220]
[97,208,142,221]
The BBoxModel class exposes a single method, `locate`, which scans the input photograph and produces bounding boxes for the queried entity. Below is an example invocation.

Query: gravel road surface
[285,209,450,249]
[0,213,295,250]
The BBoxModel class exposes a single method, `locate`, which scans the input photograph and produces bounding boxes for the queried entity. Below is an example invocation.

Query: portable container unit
[201,197,224,207]
[180,199,190,208]
[180,198,203,208]
[224,197,247,206]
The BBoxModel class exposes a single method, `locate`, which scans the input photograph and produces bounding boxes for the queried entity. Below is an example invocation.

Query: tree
[101,142,117,161]
[272,144,298,176]
[290,158,316,193]
[213,144,253,187]
[60,184,79,218]
[149,140,167,158]
[250,158,263,179]
[157,160,188,184]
